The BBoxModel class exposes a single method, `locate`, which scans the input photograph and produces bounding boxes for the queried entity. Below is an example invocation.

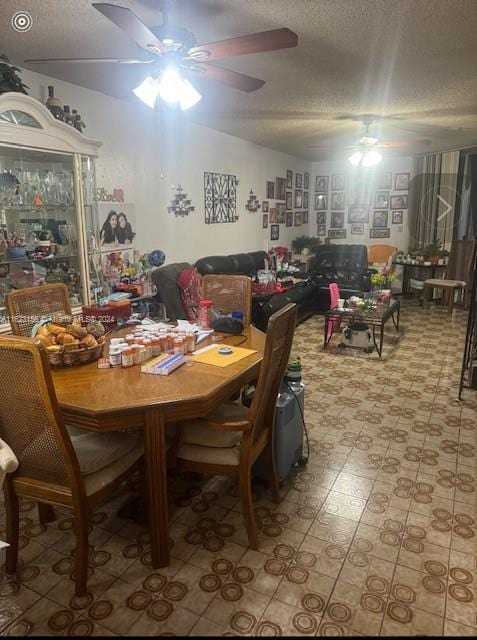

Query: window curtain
[408,150,459,250]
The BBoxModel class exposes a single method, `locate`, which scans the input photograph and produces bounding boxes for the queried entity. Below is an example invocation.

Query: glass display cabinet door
[0,146,84,317]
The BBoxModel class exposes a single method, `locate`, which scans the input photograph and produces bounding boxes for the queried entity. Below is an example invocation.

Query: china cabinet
[0,93,101,332]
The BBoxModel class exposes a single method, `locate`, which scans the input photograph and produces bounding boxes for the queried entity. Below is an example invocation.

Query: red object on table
[82,300,132,329]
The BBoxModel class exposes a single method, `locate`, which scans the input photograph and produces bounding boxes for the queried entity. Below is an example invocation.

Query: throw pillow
[177,267,201,323]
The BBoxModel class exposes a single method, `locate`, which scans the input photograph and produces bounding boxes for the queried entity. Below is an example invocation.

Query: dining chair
[367,244,397,267]
[201,274,252,326]
[6,283,73,336]
[175,303,297,549]
[0,335,144,596]
[326,282,342,343]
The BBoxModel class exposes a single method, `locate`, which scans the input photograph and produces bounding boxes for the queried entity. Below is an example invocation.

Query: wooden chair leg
[448,289,455,314]
[4,481,19,574]
[266,441,280,504]
[73,506,90,597]
[38,503,56,524]
[239,465,259,549]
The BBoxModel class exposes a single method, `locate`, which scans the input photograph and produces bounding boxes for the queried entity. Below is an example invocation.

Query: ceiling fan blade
[186,28,297,63]
[93,3,166,55]
[24,57,153,64]
[187,63,265,92]
[377,139,432,147]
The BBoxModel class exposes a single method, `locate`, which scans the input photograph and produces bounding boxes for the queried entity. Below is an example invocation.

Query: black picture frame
[286,211,293,227]
[266,181,275,199]
[374,190,390,209]
[295,173,303,189]
[330,211,345,228]
[315,176,329,193]
[370,228,390,238]
[276,203,286,223]
[294,211,302,226]
[390,194,408,209]
[303,191,309,209]
[331,192,345,210]
[392,210,403,224]
[286,191,292,210]
[373,210,389,228]
[348,206,369,223]
[377,172,392,190]
[270,224,279,240]
[316,211,326,224]
[304,172,309,191]
[315,193,327,210]
[351,224,364,234]
[286,169,293,189]
[331,174,345,190]
[294,190,303,208]
[262,201,269,212]
[329,229,347,239]
[262,214,268,229]
[303,210,309,224]
[275,177,286,201]
[395,172,410,191]
[317,223,326,236]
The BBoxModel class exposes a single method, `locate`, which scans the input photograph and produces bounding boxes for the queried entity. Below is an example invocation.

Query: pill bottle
[109,345,122,368]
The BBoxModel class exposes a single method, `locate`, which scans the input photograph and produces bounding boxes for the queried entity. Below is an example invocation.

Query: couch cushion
[228,253,255,275]
[195,255,235,275]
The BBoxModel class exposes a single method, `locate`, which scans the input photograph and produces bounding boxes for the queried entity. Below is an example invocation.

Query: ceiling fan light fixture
[359,135,379,146]
[348,149,382,167]
[157,67,202,110]
[133,74,160,108]
[179,78,202,110]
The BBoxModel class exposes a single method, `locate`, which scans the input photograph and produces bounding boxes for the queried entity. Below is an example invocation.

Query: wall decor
[315,194,327,210]
[392,210,403,224]
[286,169,293,189]
[204,171,238,224]
[266,181,275,199]
[294,211,303,226]
[373,210,388,228]
[303,191,309,209]
[377,172,392,189]
[270,224,279,241]
[96,187,125,202]
[317,223,326,236]
[98,202,136,247]
[167,184,195,219]
[349,181,371,206]
[286,191,292,210]
[390,194,408,209]
[351,224,364,234]
[331,192,345,210]
[245,189,261,213]
[269,207,277,223]
[331,174,345,190]
[316,211,326,224]
[348,206,369,223]
[262,200,269,212]
[294,189,303,208]
[315,176,329,192]
[395,172,410,190]
[286,211,293,227]
[276,202,286,223]
[303,210,309,223]
[275,176,286,201]
[330,211,345,228]
[329,229,347,239]
[370,228,390,238]
[262,214,269,229]
[304,172,310,191]
[295,172,303,189]
[374,190,390,209]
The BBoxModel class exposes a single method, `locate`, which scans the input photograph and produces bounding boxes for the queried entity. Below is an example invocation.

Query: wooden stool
[423,279,466,314]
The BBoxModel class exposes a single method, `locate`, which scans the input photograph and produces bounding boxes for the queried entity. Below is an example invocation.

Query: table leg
[324,317,329,349]
[145,407,170,568]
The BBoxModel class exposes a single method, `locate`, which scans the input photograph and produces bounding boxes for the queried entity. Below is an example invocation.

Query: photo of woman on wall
[116,212,136,245]
[98,203,136,248]
[100,210,118,246]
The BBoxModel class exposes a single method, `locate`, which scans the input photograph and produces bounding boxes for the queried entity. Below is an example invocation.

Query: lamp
[134,67,202,110]
[348,149,383,167]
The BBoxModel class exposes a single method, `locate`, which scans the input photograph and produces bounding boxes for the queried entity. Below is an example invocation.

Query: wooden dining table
[51,326,265,569]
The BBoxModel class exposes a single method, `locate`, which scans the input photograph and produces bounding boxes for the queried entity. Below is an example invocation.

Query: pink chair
[326,282,342,344]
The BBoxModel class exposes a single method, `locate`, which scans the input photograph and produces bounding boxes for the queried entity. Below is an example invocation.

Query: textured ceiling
[2,0,477,159]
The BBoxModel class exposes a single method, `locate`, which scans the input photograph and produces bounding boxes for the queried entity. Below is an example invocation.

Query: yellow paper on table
[192,344,257,367]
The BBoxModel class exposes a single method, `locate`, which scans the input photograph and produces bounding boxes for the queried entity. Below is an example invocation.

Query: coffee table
[324,298,401,356]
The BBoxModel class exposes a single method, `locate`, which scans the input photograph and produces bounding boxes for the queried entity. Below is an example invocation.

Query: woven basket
[47,343,103,367]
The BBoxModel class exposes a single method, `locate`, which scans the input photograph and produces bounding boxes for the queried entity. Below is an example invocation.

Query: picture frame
[286,191,292,210]
[329,229,347,239]
[315,176,329,193]
[331,174,345,190]
[269,207,277,223]
[317,223,326,236]
[266,181,275,199]
[370,228,390,238]
[303,210,309,224]
[374,190,390,209]
[390,194,408,209]
[98,203,136,248]
[373,210,389,228]
[395,172,410,191]
[315,193,327,210]
[377,172,392,190]
[294,211,303,227]
[270,224,279,241]
[351,224,364,234]
[286,169,293,189]
[392,210,403,224]
[286,211,293,227]
[262,201,269,213]
[348,206,369,223]
[303,191,309,209]
[295,173,303,189]
[330,211,345,228]
[331,192,345,210]
[275,177,286,201]
[316,211,326,224]
[304,172,310,191]
[294,190,303,208]
[262,214,268,229]
[276,202,286,223]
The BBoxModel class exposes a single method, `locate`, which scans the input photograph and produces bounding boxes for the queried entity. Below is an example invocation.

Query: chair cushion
[179,402,247,448]
[177,442,240,466]
[68,427,141,475]
[83,440,144,495]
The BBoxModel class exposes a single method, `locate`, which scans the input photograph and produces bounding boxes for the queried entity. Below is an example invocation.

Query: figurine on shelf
[45,86,64,121]
[33,193,43,206]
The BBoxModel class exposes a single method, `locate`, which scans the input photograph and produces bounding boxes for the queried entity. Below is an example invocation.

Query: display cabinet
[0,93,101,331]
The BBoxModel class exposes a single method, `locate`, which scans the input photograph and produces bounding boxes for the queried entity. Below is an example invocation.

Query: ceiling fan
[307,115,432,166]
[24,1,298,110]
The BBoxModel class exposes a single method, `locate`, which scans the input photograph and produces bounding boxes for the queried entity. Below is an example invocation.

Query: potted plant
[438,247,450,265]
[0,54,29,95]
[370,266,396,299]
[291,235,310,254]
[423,241,442,265]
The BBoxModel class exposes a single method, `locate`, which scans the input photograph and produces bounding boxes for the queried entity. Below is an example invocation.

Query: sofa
[151,251,318,330]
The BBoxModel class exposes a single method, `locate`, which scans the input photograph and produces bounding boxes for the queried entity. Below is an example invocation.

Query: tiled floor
[0,300,476,636]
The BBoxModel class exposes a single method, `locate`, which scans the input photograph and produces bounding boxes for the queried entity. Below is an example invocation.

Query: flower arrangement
[0,232,26,249]
[370,266,395,289]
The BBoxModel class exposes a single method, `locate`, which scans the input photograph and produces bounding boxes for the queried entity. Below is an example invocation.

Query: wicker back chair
[368,244,397,265]
[6,283,73,336]
[0,336,143,595]
[176,304,297,548]
[201,275,252,327]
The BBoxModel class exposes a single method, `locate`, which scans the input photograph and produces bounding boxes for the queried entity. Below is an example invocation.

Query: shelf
[0,204,75,211]
[0,253,79,265]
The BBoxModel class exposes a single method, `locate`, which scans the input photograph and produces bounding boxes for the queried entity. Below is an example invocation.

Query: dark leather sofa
[151,251,318,330]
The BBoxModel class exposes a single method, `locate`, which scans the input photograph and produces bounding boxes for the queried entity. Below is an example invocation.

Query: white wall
[311,157,414,251]
[20,68,312,264]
